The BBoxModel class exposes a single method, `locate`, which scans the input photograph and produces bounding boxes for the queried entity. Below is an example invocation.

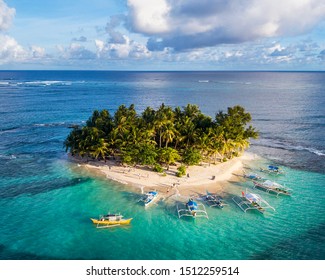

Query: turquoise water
[0,71,324,259]
[1,157,324,259]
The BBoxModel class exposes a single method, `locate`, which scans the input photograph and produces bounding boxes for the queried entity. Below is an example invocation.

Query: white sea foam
[287,145,324,156]
[33,122,66,128]
[15,80,83,87]
[256,139,325,157]
[0,154,16,160]
[307,148,325,156]
[25,81,63,86]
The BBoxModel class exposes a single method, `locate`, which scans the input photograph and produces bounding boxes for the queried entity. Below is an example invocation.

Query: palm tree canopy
[65,104,258,165]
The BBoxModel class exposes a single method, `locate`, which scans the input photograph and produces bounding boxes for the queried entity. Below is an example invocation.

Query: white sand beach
[74,152,256,198]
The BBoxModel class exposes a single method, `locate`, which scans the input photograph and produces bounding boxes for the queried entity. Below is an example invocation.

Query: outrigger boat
[204,191,227,208]
[141,191,158,207]
[177,198,209,219]
[232,190,275,214]
[260,165,284,175]
[253,180,292,196]
[90,213,133,228]
[243,172,265,181]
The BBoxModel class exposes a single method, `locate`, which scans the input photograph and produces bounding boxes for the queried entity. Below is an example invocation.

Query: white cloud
[0,34,26,63]
[0,34,49,65]
[105,15,127,44]
[95,35,151,59]
[0,0,15,31]
[127,0,171,34]
[30,45,46,58]
[0,1,48,65]
[127,0,325,51]
[57,43,96,60]
[319,49,325,60]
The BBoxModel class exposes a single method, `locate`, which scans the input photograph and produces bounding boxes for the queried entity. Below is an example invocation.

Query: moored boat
[141,191,158,207]
[177,198,209,219]
[243,172,265,181]
[204,191,227,208]
[260,165,285,175]
[232,190,275,214]
[90,213,133,228]
[253,180,292,196]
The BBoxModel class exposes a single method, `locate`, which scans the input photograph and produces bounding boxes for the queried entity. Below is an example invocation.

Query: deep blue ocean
[0,71,324,260]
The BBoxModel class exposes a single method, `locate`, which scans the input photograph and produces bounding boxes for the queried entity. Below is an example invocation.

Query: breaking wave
[1,80,85,87]
[253,139,325,157]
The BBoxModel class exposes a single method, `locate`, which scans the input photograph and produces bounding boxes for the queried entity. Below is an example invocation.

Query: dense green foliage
[64,104,258,169]
[176,165,187,177]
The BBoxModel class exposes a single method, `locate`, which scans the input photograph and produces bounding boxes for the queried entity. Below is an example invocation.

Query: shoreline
[72,152,258,199]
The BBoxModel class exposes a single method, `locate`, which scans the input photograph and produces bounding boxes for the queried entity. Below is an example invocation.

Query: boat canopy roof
[263,180,275,186]
[188,200,198,210]
[263,180,283,188]
[148,191,157,196]
[245,193,260,202]
[177,199,208,219]
[268,165,279,170]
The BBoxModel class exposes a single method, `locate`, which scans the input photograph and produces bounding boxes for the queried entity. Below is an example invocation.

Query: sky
[0,0,325,70]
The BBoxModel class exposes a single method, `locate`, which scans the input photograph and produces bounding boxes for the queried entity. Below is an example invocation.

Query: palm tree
[158,147,180,170]
[90,138,110,161]
[154,103,174,148]
[161,121,176,148]
[112,115,129,143]
[183,104,200,119]
[65,103,258,168]
[181,116,197,148]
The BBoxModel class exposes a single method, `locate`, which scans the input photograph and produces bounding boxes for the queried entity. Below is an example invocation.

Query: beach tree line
[64,104,258,173]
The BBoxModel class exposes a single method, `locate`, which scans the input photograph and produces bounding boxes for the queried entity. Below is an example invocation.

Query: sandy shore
[74,152,256,199]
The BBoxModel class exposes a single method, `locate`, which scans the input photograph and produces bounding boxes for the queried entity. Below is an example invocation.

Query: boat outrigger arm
[177,201,209,219]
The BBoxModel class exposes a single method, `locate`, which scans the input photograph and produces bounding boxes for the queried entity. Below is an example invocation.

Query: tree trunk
[159,131,162,148]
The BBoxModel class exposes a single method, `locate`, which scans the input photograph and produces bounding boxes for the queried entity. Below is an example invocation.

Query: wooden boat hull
[90,218,133,225]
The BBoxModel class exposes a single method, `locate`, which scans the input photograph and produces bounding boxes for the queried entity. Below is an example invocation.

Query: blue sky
[1,0,325,70]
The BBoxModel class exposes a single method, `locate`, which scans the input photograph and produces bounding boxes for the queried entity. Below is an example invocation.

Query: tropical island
[65,104,258,195]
